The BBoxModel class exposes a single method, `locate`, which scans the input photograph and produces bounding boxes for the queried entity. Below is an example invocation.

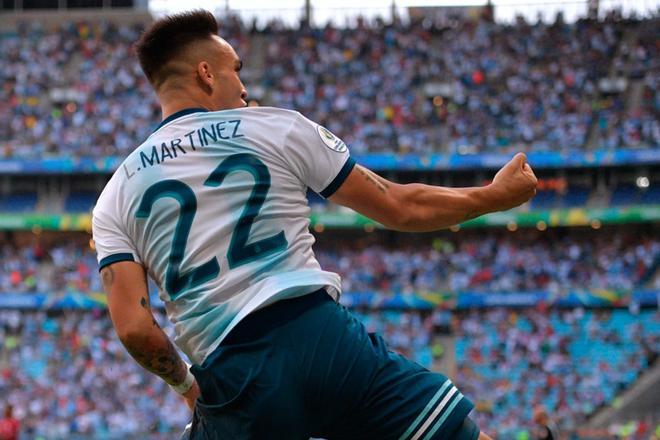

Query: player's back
[93,106,353,364]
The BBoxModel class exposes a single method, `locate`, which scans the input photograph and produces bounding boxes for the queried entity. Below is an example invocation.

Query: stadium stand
[1,15,658,159]
[563,186,591,207]
[592,20,659,150]
[455,308,660,439]
[1,304,657,438]
[529,190,558,209]
[0,228,657,296]
[316,228,658,293]
[63,191,98,213]
[0,193,38,212]
[0,7,658,440]
[0,180,656,214]
[0,309,193,438]
[610,185,643,206]
[0,307,439,438]
[640,185,660,204]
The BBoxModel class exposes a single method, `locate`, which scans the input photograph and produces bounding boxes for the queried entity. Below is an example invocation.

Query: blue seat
[530,190,557,209]
[640,186,659,205]
[0,193,38,212]
[610,185,641,206]
[65,191,98,212]
[562,187,591,207]
[455,309,659,428]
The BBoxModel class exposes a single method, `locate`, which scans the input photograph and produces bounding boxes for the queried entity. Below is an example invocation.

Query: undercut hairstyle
[135,10,219,89]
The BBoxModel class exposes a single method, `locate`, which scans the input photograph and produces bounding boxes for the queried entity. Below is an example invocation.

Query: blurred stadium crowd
[318,229,658,292]
[3,180,659,214]
[1,307,658,438]
[0,307,438,439]
[1,13,658,159]
[456,308,660,438]
[0,309,191,439]
[1,8,659,440]
[1,229,658,296]
[1,228,658,437]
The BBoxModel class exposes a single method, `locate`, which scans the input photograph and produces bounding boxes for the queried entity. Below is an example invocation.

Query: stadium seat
[530,190,558,209]
[65,191,99,212]
[0,192,38,212]
[562,186,591,207]
[610,185,641,206]
[639,186,660,205]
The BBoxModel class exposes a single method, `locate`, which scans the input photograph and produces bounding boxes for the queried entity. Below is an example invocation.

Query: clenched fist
[489,153,538,211]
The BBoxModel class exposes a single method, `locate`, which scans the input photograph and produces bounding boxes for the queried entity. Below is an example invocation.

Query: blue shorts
[189,290,475,440]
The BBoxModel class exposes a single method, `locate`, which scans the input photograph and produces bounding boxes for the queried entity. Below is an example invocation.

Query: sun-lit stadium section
[0,0,658,438]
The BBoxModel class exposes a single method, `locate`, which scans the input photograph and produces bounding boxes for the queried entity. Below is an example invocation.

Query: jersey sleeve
[283,112,355,198]
[92,188,141,271]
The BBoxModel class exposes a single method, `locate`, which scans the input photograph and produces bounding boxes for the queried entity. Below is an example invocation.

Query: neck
[158,87,214,120]
[161,101,211,121]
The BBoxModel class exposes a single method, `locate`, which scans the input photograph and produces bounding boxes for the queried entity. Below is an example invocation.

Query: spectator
[1,228,657,296]
[1,15,658,160]
[0,405,20,440]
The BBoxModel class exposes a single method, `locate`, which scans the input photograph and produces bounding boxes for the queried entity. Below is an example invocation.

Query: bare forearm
[101,265,188,387]
[330,165,501,233]
[120,323,189,387]
[330,158,536,234]
[390,183,498,232]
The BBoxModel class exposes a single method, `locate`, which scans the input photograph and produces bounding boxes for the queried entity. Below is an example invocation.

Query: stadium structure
[0,0,658,439]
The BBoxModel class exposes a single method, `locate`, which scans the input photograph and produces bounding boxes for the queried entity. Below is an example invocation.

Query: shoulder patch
[316,125,347,153]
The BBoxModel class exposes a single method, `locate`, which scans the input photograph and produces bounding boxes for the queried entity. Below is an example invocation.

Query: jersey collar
[155,108,209,132]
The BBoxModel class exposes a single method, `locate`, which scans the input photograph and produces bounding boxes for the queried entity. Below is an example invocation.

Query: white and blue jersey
[92,107,355,365]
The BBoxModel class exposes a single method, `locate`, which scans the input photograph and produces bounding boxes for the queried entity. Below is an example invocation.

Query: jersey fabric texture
[188,290,475,440]
[93,107,353,365]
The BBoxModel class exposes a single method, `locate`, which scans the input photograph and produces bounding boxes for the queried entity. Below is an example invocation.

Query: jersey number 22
[136,153,288,299]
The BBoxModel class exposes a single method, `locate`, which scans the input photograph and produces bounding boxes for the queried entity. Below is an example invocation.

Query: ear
[196,61,214,87]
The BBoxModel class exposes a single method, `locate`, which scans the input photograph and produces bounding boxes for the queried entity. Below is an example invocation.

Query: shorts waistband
[221,289,331,346]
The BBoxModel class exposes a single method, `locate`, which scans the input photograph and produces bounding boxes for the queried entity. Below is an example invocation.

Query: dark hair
[135,10,219,88]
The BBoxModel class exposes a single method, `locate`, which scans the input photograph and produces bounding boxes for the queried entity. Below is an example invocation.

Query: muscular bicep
[101,261,155,338]
[328,164,408,229]
[329,164,498,233]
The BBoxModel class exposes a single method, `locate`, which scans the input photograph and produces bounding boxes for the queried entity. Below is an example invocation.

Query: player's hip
[189,290,473,439]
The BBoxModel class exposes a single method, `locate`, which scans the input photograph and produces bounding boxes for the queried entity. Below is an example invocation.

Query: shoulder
[208,106,304,125]
[93,168,125,219]
[212,107,321,144]
[226,106,300,118]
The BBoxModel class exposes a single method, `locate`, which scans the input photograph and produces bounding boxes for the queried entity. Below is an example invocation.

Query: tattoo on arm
[358,167,389,194]
[124,279,185,385]
[137,268,158,327]
[103,265,179,384]
[140,296,159,327]
[122,335,188,386]
[101,266,115,291]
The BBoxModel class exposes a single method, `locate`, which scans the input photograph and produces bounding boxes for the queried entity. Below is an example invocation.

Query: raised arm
[329,153,538,232]
[100,261,200,409]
